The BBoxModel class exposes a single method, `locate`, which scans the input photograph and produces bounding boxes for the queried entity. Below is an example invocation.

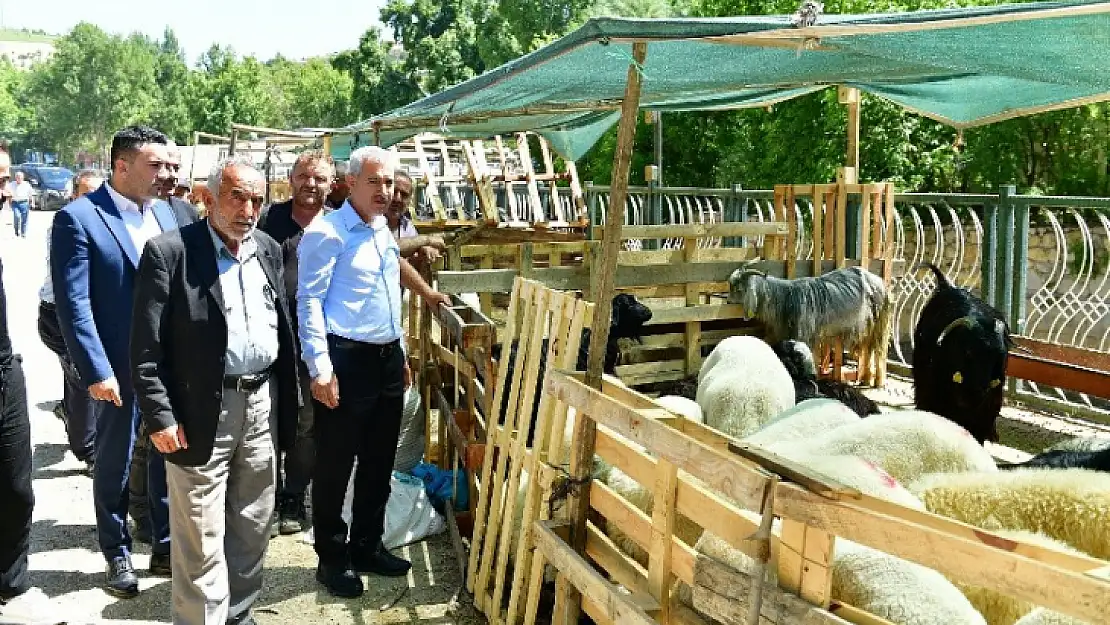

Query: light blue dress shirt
[209,225,280,376]
[297,201,403,379]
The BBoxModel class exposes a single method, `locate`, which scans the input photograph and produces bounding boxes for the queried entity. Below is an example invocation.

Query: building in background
[0,29,55,70]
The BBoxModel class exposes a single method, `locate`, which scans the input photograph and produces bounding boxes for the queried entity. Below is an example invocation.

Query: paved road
[0,207,466,625]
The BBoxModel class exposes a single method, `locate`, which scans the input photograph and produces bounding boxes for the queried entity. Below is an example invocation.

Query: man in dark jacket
[131,156,299,625]
[257,149,334,536]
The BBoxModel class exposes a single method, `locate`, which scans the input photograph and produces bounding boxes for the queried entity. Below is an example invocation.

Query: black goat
[912,263,1014,444]
[487,293,653,447]
[773,340,881,417]
[998,447,1110,472]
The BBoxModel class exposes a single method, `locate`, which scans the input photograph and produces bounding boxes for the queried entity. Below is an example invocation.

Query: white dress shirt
[297,202,403,379]
[105,183,163,255]
[8,180,32,202]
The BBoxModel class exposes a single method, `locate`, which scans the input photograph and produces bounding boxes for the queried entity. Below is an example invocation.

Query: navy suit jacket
[50,184,179,397]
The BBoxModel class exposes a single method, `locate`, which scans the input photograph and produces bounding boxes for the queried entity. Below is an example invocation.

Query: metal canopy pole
[555,40,648,625]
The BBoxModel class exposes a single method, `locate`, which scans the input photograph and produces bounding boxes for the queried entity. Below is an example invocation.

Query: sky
[0,0,391,63]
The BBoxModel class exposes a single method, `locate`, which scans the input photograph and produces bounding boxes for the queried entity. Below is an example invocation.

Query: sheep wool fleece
[768,409,998,485]
[696,336,794,438]
[744,398,861,447]
[910,468,1110,561]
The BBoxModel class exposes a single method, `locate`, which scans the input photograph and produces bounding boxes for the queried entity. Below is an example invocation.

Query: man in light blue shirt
[298,145,449,598]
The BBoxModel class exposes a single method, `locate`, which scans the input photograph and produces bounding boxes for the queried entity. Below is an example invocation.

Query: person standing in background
[324,160,350,209]
[257,150,335,537]
[8,171,32,238]
[37,170,104,474]
[387,170,445,268]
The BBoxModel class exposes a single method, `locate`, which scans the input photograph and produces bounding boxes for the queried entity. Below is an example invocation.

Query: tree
[26,23,158,163]
[268,57,355,128]
[331,28,422,120]
[187,45,282,136]
[381,0,496,93]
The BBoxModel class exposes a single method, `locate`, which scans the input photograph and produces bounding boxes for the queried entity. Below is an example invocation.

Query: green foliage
[26,23,158,163]
[269,57,354,128]
[332,27,422,119]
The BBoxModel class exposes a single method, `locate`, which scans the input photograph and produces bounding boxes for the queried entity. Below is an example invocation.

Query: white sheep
[696,336,795,438]
[743,398,861,448]
[910,468,1110,561]
[767,409,998,485]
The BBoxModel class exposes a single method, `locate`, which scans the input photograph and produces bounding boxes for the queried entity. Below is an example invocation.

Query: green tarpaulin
[333,0,1110,160]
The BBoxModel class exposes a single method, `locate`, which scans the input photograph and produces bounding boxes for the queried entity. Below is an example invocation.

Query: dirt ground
[1,210,484,625]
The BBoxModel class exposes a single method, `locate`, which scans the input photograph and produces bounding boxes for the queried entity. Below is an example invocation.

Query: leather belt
[329,336,401,358]
[223,367,272,393]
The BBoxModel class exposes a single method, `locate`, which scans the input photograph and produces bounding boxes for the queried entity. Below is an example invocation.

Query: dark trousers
[0,358,33,599]
[93,396,171,560]
[313,336,404,566]
[37,302,96,463]
[127,422,149,529]
[278,368,315,501]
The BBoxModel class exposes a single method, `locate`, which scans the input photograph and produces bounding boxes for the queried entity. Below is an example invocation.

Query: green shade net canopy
[332,0,1110,160]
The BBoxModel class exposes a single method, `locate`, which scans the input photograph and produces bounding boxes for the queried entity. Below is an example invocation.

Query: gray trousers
[166,382,276,625]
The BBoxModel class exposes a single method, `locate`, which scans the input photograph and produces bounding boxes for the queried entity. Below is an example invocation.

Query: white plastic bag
[302,466,445,549]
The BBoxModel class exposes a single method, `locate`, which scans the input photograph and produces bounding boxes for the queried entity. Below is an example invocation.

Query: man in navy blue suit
[51,126,180,598]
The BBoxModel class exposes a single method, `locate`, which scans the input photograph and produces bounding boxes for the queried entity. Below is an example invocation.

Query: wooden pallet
[528,370,1110,625]
[466,279,595,624]
[391,132,587,229]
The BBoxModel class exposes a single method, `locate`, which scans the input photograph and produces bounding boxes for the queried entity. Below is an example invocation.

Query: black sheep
[772,340,881,417]
[487,293,653,447]
[998,447,1110,472]
[912,263,1014,444]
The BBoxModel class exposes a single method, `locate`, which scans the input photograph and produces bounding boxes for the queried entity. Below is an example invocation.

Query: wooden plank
[648,304,748,325]
[1011,336,1110,373]
[461,140,500,223]
[489,286,553,617]
[516,133,545,223]
[559,42,650,625]
[547,371,770,513]
[534,521,659,625]
[647,458,680,622]
[813,184,827,278]
[774,484,1110,625]
[436,259,906,293]
[596,222,788,240]
[565,160,587,223]
[467,280,523,595]
[589,481,697,585]
[414,136,448,221]
[586,521,652,599]
[1007,353,1110,399]
[785,185,797,278]
[692,553,854,625]
[683,238,702,378]
[835,181,848,269]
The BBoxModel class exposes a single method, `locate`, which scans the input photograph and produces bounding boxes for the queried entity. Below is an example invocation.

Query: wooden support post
[228,129,239,155]
[322,135,332,156]
[683,237,701,376]
[555,40,648,625]
[839,86,860,173]
[647,459,679,623]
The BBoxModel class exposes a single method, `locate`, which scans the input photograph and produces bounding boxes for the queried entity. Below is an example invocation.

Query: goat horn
[936,316,977,346]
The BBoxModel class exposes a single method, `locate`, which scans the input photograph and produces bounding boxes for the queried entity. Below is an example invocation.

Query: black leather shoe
[316,563,363,598]
[149,553,171,577]
[278,495,307,535]
[105,556,139,598]
[352,544,412,577]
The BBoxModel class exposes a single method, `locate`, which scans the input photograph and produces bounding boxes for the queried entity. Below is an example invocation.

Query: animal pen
[331,2,1110,625]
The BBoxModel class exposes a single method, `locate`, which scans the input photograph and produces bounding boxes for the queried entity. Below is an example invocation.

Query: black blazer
[168,196,201,227]
[130,220,300,466]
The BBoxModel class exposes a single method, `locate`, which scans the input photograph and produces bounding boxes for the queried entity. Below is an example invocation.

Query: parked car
[16,164,74,211]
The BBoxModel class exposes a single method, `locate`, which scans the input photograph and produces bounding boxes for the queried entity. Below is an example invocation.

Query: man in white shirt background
[7,171,33,238]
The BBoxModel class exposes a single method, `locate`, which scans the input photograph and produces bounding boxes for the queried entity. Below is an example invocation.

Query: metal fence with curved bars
[585,183,1110,420]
